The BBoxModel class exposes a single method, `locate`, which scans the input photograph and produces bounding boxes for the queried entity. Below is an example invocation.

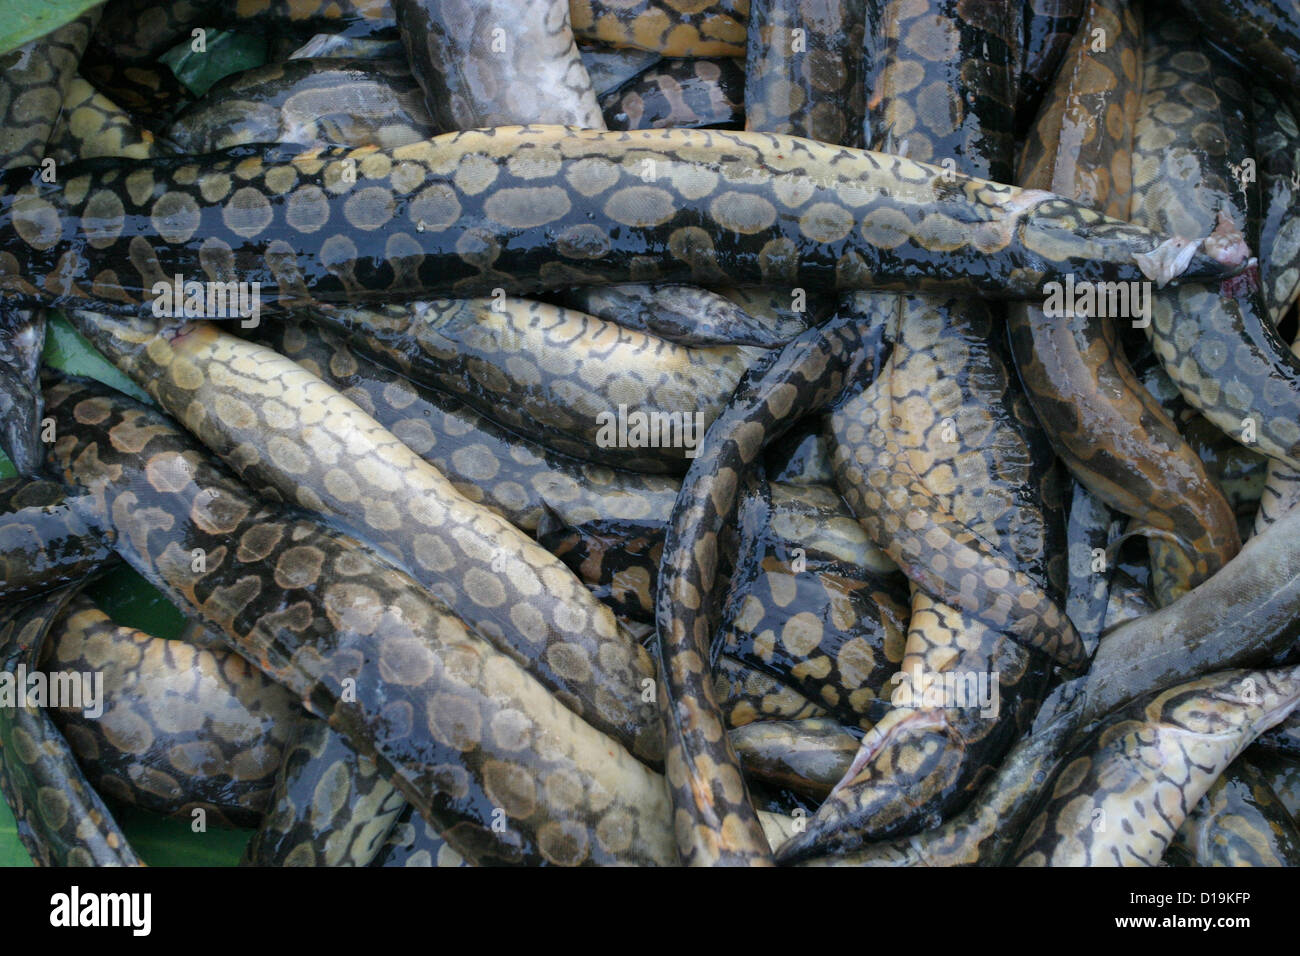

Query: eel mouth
[1134,213,1251,288]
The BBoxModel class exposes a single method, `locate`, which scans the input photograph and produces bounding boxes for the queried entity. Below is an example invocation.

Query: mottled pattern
[795,0,1069,861]
[829,295,1081,669]
[799,707,1083,865]
[603,57,744,131]
[728,718,858,800]
[718,476,908,728]
[245,719,407,865]
[565,282,791,348]
[572,0,750,55]
[253,318,680,534]
[1010,0,1240,608]
[744,0,864,147]
[372,801,469,866]
[0,477,112,603]
[1252,87,1300,325]
[315,297,759,474]
[0,13,99,477]
[1171,0,1300,90]
[93,0,226,62]
[44,595,301,828]
[169,59,436,154]
[396,0,604,129]
[1081,503,1300,724]
[1250,326,1300,538]
[538,479,898,624]
[1169,761,1300,866]
[865,0,1021,183]
[714,654,828,726]
[46,75,161,166]
[0,11,100,170]
[1014,666,1300,866]
[0,127,1236,316]
[657,308,890,865]
[78,43,191,123]
[42,376,677,865]
[69,313,663,764]
[1130,17,1300,471]
[0,584,140,866]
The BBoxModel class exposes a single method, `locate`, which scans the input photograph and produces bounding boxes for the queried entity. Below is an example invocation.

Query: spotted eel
[1013,665,1300,865]
[42,374,677,866]
[797,706,1084,865]
[244,719,408,865]
[1008,0,1241,607]
[783,0,1066,862]
[1130,14,1300,472]
[657,306,891,865]
[0,584,140,866]
[66,311,664,764]
[0,11,100,474]
[43,594,302,829]
[250,317,682,535]
[0,127,1242,317]
[311,297,760,474]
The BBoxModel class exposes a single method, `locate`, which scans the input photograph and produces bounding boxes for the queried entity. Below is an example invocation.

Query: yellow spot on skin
[409,183,462,231]
[223,187,274,239]
[83,190,126,249]
[799,202,854,243]
[11,196,61,251]
[709,191,777,234]
[263,165,298,195]
[151,192,202,245]
[343,186,396,230]
[484,186,571,229]
[603,186,676,227]
[565,157,620,196]
[125,168,156,206]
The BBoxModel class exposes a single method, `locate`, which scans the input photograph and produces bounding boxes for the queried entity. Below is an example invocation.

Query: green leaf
[0,799,34,866]
[42,311,152,404]
[160,28,267,97]
[84,563,188,642]
[0,0,106,59]
[112,807,250,866]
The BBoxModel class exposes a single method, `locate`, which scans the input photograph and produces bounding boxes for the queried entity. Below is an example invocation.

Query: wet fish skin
[43,595,301,829]
[1014,666,1300,866]
[68,311,663,765]
[41,374,678,866]
[0,583,140,866]
[0,476,113,603]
